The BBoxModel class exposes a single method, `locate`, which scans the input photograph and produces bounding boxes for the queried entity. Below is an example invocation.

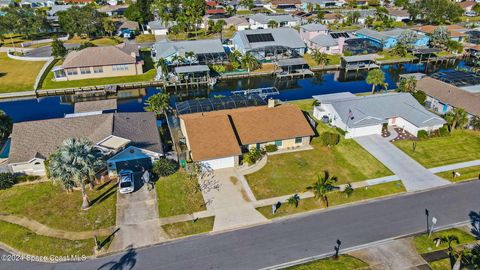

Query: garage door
[201,156,235,170]
[115,157,153,173]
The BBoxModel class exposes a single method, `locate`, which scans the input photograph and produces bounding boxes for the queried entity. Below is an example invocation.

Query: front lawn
[162,217,214,238]
[286,255,368,270]
[303,53,341,67]
[135,34,156,43]
[0,52,46,93]
[413,228,476,254]
[0,181,117,231]
[436,166,480,182]
[64,36,123,46]
[429,258,451,270]
[256,181,405,219]
[394,130,480,168]
[156,171,206,217]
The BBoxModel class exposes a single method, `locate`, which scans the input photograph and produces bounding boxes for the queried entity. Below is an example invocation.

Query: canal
[0,60,466,123]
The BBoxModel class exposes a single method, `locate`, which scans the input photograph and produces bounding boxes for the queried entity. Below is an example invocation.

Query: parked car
[119,170,134,194]
[465,11,477,17]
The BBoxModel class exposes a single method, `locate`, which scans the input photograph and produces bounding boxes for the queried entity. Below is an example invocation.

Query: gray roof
[310,34,338,47]
[249,13,300,24]
[342,54,375,62]
[313,92,446,128]
[312,92,355,102]
[355,28,411,41]
[74,99,118,113]
[174,65,210,74]
[148,20,176,30]
[301,23,328,32]
[277,58,307,67]
[153,39,225,59]
[48,5,73,16]
[301,0,340,4]
[8,112,162,164]
[234,28,306,50]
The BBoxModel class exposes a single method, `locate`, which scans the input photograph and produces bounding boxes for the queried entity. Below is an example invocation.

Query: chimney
[267,98,275,108]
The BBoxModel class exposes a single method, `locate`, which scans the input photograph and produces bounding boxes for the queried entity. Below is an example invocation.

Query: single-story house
[151,39,227,64]
[206,1,226,15]
[271,0,301,10]
[8,112,163,176]
[179,102,315,170]
[313,92,445,138]
[97,4,128,16]
[232,28,307,60]
[20,0,54,7]
[301,24,352,54]
[147,20,176,36]
[300,0,344,10]
[354,28,429,49]
[116,20,139,32]
[458,1,476,13]
[387,8,410,22]
[416,76,480,125]
[412,25,469,42]
[52,43,143,81]
[248,13,301,29]
[223,15,250,31]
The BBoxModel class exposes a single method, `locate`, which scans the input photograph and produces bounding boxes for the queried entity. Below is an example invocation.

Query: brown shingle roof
[412,25,468,37]
[416,77,480,117]
[62,45,137,69]
[74,99,118,113]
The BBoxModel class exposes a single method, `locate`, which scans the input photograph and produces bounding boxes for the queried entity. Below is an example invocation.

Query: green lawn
[286,255,368,270]
[64,36,123,46]
[40,53,156,89]
[156,171,206,217]
[376,51,415,61]
[257,181,405,219]
[0,221,95,256]
[162,217,214,238]
[413,228,476,254]
[0,181,117,231]
[303,53,341,67]
[429,258,451,270]
[436,166,480,182]
[394,130,480,168]
[245,100,392,199]
[0,52,46,93]
[136,34,156,43]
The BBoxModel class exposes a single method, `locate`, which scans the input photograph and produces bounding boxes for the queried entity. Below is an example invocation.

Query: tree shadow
[97,245,137,270]
[90,184,117,206]
[0,73,6,78]
[99,228,120,250]
[469,211,480,239]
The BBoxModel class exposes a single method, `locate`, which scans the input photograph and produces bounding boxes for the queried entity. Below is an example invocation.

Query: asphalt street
[1,180,479,270]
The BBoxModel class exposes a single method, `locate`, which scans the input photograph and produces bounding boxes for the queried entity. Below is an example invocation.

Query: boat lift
[231,87,279,99]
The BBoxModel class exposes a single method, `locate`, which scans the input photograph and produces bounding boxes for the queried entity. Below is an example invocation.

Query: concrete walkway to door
[200,168,268,232]
[354,135,450,191]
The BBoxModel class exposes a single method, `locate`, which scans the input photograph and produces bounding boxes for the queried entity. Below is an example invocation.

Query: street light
[428,217,437,238]
[425,209,430,234]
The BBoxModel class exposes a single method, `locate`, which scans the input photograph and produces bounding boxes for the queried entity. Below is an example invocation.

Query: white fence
[6,51,51,62]
[20,34,69,48]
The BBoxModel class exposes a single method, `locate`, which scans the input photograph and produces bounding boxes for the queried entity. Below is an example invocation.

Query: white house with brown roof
[52,43,143,81]
[179,102,315,170]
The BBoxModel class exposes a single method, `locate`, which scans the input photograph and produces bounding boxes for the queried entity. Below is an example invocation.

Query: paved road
[355,135,451,191]
[2,180,479,270]
[25,44,80,58]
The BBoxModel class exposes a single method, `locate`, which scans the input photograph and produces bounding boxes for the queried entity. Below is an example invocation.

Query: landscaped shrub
[320,132,340,146]
[264,144,278,152]
[417,130,429,139]
[0,173,17,190]
[243,148,263,165]
[211,64,226,73]
[439,126,449,137]
[152,158,179,177]
[412,90,427,105]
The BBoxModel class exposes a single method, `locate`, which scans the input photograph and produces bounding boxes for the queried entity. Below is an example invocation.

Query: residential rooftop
[233,28,306,51]
[152,39,225,59]
[248,13,300,24]
[62,44,139,68]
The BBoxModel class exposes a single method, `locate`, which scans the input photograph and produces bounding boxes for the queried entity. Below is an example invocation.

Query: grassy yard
[167,29,236,41]
[253,63,278,73]
[413,228,476,254]
[0,52,46,93]
[257,181,405,219]
[429,258,451,270]
[156,171,206,217]
[436,166,480,183]
[376,51,415,61]
[286,255,368,270]
[64,36,123,46]
[162,217,214,238]
[303,53,341,67]
[0,181,117,231]
[136,34,156,43]
[40,52,156,89]
[246,99,392,199]
[394,130,480,168]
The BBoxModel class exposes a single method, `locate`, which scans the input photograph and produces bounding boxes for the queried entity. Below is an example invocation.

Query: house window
[93,66,103,73]
[112,64,129,71]
[275,140,282,146]
[80,67,91,74]
[295,137,303,144]
[66,68,78,75]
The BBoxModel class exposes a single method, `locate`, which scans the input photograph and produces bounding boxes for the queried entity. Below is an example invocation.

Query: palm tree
[241,52,260,72]
[460,244,480,269]
[185,51,196,65]
[144,92,170,116]
[156,57,169,78]
[398,76,417,93]
[0,110,12,140]
[306,171,338,207]
[215,20,226,39]
[310,49,328,66]
[267,20,279,29]
[366,69,385,94]
[444,108,469,133]
[286,194,300,208]
[48,138,103,209]
[433,235,460,269]
[171,54,185,67]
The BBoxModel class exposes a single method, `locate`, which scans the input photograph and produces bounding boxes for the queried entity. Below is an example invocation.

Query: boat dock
[231,87,280,98]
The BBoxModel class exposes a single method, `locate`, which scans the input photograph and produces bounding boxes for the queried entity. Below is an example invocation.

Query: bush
[264,144,278,152]
[152,158,179,177]
[0,173,17,190]
[320,132,340,146]
[211,64,226,73]
[417,130,429,139]
[243,148,263,165]
[412,90,427,105]
[439,126,449,137]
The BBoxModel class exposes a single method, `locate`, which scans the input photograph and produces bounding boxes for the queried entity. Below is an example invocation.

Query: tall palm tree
[48,138,103,209]
[366,69,385,94]
[144,92,170,116]
[267,20,279,28]
[0,110,12,140]
[444,108,469,133]
[398,76,417,93]
[310,49,328,66]
[171,54,185,67]
[306,171,338,207]
[156,57,169,78]
[434,235,459,269]
[185,51,196,65]
[241,52,260,72]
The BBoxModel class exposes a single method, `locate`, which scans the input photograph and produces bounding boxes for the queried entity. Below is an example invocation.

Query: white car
[118,170,134,194]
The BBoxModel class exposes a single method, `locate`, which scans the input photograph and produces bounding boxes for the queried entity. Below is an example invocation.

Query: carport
[107,146,161,177]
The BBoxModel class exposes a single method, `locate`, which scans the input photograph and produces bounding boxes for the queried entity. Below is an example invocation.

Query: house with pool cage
[151,39,228,65]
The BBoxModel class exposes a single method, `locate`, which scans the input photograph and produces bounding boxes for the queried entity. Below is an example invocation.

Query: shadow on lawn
[90,183,117,206]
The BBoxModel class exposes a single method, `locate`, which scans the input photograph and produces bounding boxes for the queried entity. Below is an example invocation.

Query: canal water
[0,60,466,123]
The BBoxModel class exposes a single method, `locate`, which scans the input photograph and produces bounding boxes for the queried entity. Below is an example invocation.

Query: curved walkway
[0,214,114,240]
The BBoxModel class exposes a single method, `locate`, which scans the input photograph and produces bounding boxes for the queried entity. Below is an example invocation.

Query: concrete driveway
[354,135,450,191]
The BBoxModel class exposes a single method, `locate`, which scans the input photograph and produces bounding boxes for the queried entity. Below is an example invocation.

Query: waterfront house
[301,23,352,54]
[151,39,227,65]
[52,43,143,81]
[412,25,468,42]
[313,92,446,138]
[354,28,429,49]
[248,13,300,29]
[179,100,315,170]
[8,111,163,176]
[232,28,307,61]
